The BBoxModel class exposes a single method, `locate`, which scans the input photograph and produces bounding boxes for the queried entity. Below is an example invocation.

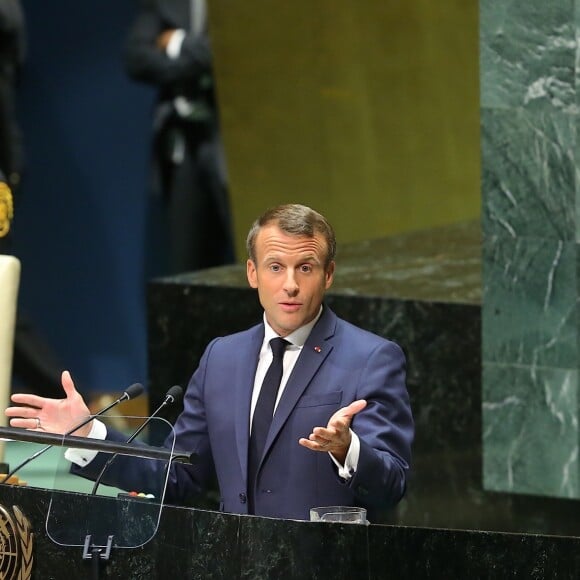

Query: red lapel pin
[314,346,322,353]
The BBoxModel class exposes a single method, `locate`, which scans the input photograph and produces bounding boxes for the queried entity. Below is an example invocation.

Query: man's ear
[247,259,258,288]
[325,261,335,289]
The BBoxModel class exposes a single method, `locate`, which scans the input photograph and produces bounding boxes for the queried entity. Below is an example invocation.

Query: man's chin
[270,314,303,336]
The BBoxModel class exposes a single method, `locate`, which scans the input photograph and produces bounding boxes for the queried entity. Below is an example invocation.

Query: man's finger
[329,399,367,426]
[5,404,37,418]
[299,437,332,451]
[8,393,43,408]
[9,418,32,429]
[341,399,367,417]
[60,370,77,398]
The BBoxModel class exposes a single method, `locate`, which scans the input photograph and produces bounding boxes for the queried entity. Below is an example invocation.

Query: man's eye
[270,264,281,272]
[300,264,312,273]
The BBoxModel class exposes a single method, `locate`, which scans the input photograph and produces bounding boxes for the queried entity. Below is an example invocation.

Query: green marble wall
[481,1,579,497]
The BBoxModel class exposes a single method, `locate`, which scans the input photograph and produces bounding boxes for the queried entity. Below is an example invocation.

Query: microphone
[90,385,183,496]
[1,383,144,484]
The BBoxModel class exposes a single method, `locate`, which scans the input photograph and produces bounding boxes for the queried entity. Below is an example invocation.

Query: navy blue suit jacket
[75,306,414,521]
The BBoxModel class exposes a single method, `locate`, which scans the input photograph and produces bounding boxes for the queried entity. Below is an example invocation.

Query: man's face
[247,224,335,337]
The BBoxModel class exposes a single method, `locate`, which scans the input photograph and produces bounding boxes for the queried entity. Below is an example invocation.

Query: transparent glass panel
[44,415,177,550]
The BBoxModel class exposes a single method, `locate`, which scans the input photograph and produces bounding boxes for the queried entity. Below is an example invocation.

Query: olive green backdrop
[209,0,480,256]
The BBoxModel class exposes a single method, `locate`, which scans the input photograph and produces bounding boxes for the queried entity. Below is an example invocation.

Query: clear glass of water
[309,506,368,524]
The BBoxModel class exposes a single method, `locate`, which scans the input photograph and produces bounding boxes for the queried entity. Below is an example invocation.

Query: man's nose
[283,270,299,295]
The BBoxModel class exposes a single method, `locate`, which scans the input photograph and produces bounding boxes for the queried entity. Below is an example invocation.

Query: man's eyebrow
[298,254,322,264]
[262,252,322,263]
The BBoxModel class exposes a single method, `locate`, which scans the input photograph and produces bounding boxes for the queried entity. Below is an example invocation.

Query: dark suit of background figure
[74,306,414,522]
[0,0,63,399]
[125,0,235,275]
[0,0,24,193]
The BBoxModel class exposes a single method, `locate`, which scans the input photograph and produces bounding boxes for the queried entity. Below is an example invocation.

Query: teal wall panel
[481,0,580,497]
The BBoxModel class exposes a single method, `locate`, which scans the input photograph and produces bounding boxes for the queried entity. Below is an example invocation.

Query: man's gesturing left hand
[299,399,367,464]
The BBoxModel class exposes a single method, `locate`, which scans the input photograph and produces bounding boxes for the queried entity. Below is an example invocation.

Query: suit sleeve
[71,340,219,505]
[347,340,414,510]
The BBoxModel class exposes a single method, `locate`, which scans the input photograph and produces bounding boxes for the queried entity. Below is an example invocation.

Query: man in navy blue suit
[6,204,414,521]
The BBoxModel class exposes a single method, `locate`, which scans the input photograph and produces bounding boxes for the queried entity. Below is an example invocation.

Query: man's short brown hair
[246,204,336,268]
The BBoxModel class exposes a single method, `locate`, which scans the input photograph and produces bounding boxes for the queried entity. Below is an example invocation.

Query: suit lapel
[264,307,338,457]
[234,324,264,483]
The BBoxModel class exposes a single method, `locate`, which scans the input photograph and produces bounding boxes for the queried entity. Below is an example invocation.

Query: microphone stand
[91,386,183,496]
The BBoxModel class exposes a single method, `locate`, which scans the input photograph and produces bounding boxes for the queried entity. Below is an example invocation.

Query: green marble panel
[482,235,577,368]
[576,2,580,108]
[481,108,575,241]
[480,0,575,110]
[480,0,580,502]
[576,115,580,239]
[483,363,578,498]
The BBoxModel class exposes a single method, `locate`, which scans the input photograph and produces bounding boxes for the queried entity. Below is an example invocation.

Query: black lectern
[0,427,579,578]
[0,420,189,579]
[0,486,579,578]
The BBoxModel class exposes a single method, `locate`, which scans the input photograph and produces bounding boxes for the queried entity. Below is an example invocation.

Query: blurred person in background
[125,0,235,275]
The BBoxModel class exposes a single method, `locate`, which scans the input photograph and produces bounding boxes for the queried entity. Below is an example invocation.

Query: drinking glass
[309,506,368,524]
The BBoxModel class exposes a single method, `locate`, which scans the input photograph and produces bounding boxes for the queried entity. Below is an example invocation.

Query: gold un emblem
[0,505,33,580]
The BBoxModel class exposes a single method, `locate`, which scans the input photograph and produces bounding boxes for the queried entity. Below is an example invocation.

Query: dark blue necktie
[248,337,289,513]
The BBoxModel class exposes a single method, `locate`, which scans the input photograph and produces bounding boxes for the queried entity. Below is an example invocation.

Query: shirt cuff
[64,419,107,467]
[329,429,360,480]
[166,29,186,59]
